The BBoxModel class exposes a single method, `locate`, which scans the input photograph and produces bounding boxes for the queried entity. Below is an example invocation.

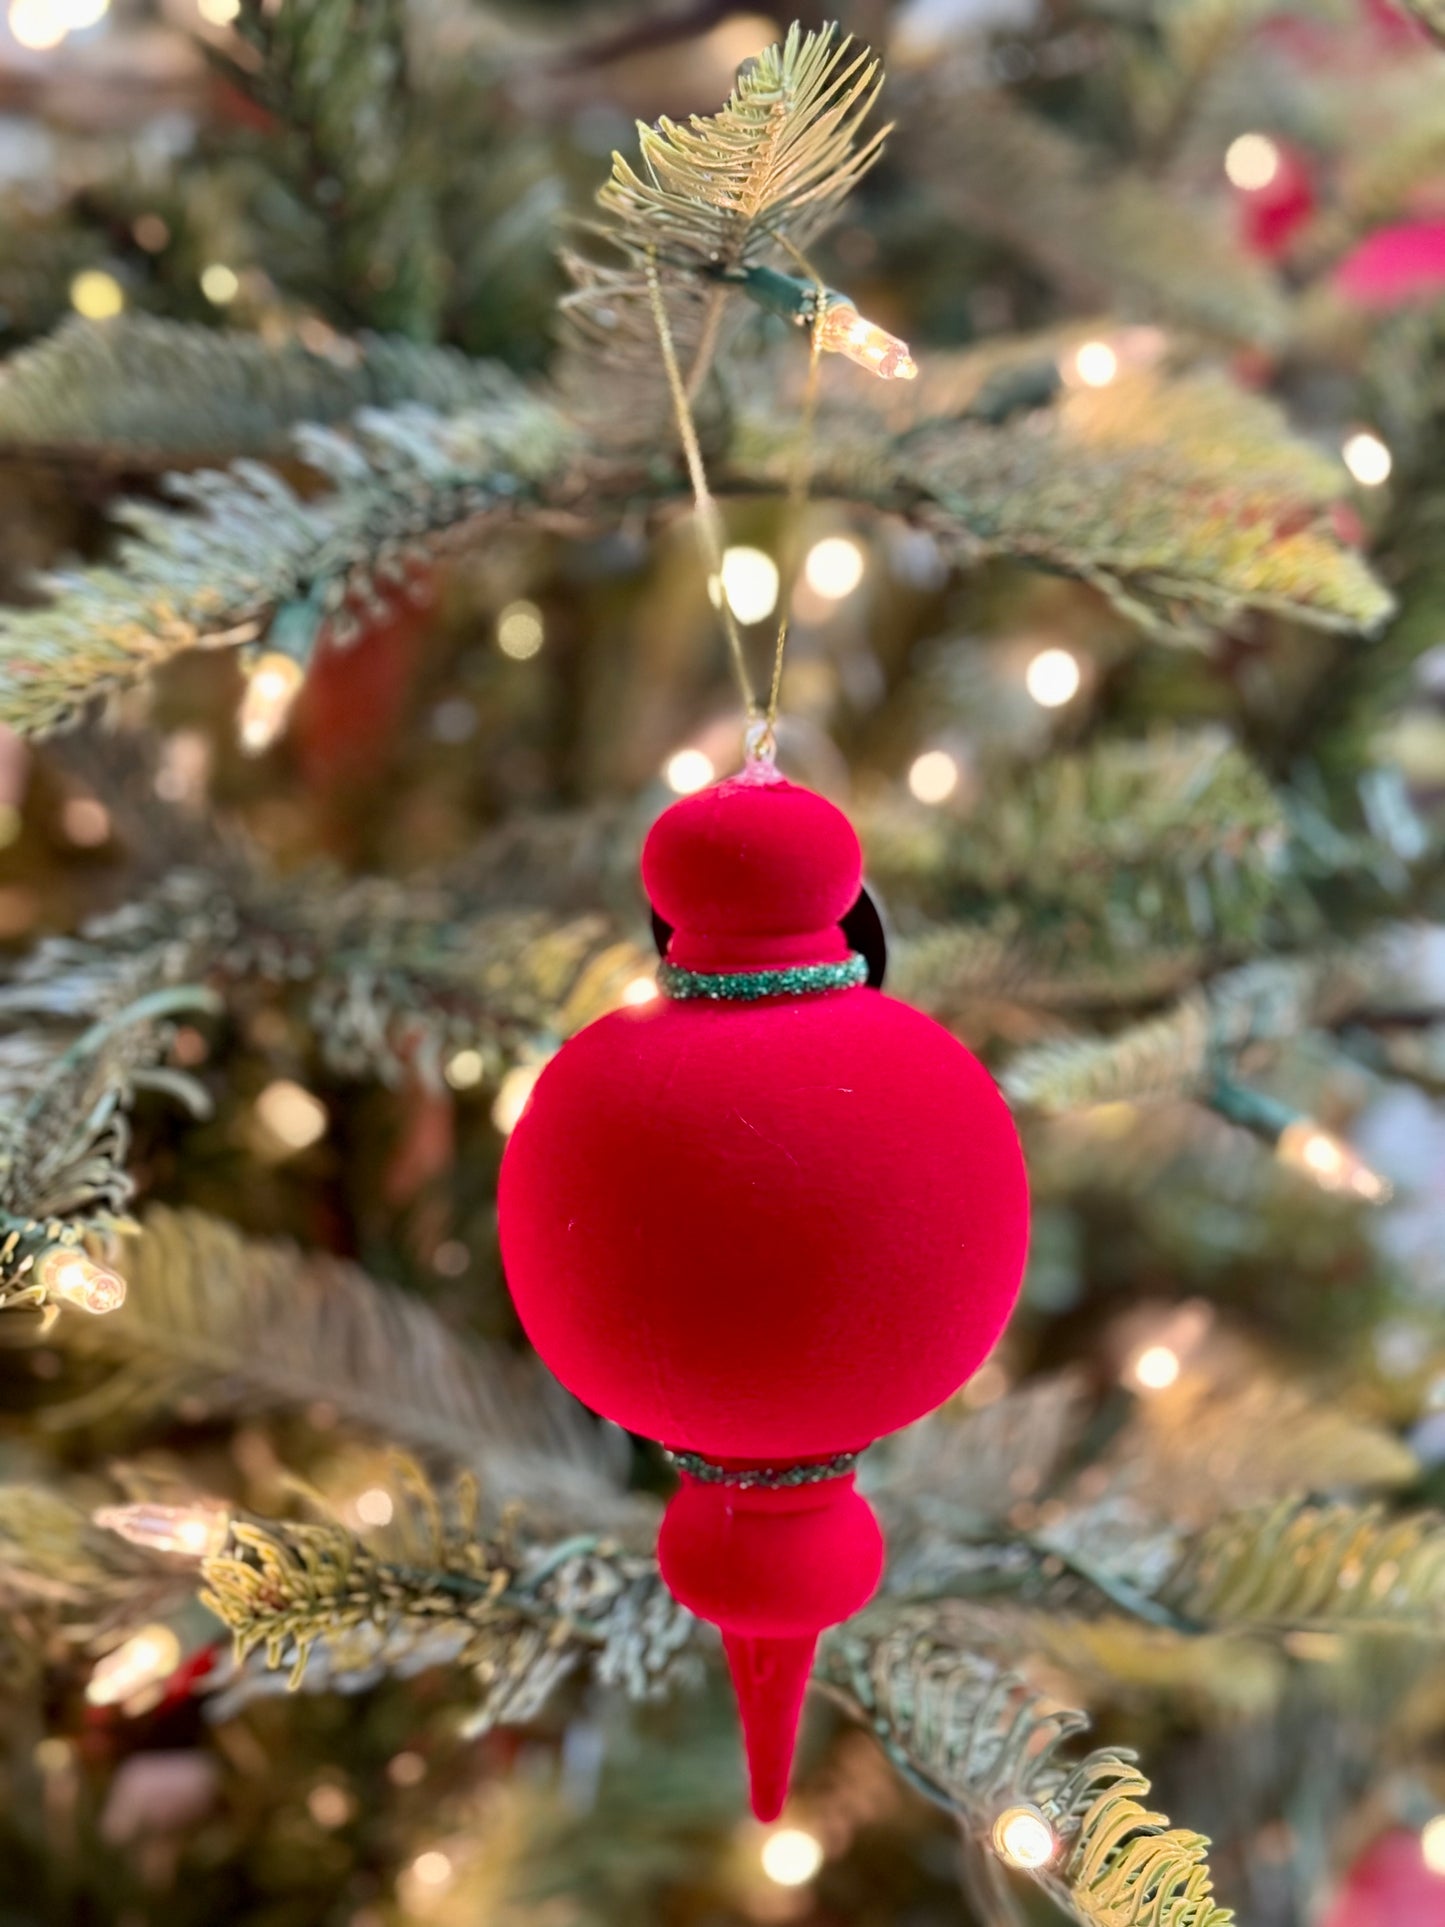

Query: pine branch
[596,23,884,272]
[862,731,1316,962]
[52,1209,625,1517]
[1160,1500,1445,1632]
[732,362,1394,641]
[1001,946,1399,1112]
[208,0,446,338]
[559,22,888,426]
[0,318,523,463]
[199,1470,692,1725]
[820,1604,1234,1927]
[0,392,577,735]
[900,82,1286,348]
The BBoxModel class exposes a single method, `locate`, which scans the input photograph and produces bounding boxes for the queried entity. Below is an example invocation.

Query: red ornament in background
[1335,222,1445,309]
[498,767,1029,1818]
[1321,1830,1445,1927]
[1235,142,1316,259]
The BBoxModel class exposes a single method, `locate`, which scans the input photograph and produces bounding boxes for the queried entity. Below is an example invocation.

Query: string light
[803,535,866,601]
[387,1750,427,1787]
[69,270,125,320]
[61,0,108,29]
[1276,1120,1391,1203]
[664,747,716,795]
[404,1850,454,1892]
[196,0,239,20]
[444,1048,485,1091]
[908,749,959,805]
[814,304,917,380]
[36,1246,126,1314]
[86,1625,181,1707]
[94,1501,230,1558]
[1025,646,1082,708]
[491,1064,542,1137]
[200,263,240,306]
[1224,133,1281,191]
[354,1487,394,1527]
[621,975,659,1005]
[238,651,305,753]
[1071,341,1119,389]
[992,1804,1057,1869]
[8,0,66,49]
[496,599,544,660]
[1129,1344,1182,1393]
[255,1079,328,1153]
[1421,1814,1445,1875]
[711,547,779,626]
[760,1825,825,1886]
[308,1783,354,1829]
[61,797,110,847]
[1342,431,1392,488]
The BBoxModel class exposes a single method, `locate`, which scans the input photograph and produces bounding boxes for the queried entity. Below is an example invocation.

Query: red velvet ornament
[1321,1830,1445,1927]
[497,768,1029,1817]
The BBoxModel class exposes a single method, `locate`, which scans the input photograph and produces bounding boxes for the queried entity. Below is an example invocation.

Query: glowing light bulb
[803,535,866,601]
[992,1804,1056,1869]
[491,1064,542,1137]
[444,1049,484,1091]
[8,0,66,48]
[908,749,959,805]
[1342,431,1392,488]
[239,651,305,753]
[387,1750,427,1787]
[1422,1814,1445,1875]
[497,599,543,660]
[1276,1120,1391,1203]
[255,1079,327,1153]
[86,1625,182,1706]
[1071,341,1118,389]
[1130,1344,1182,1393]
[196,0,239,20]
[1025,646,1082,708]
[94,1502,229,1558]
[69,270,124,320]
[308,1783,354,1829]
[1224,133,1281,191]
[621,975,659,1005]
[36,1247,126,1314]
[710,547,779,626]
[815,304,917,380]
[200,263,240,306]
[407,1851,453,1890]
[760,1825,824,1886]
[61,0,108,29]
[354,1487,394,1527]
[664,747,716,794]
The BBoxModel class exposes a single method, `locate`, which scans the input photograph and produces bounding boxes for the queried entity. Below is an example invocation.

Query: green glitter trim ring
[664,1449,862,1490]
[659,951,868,1002]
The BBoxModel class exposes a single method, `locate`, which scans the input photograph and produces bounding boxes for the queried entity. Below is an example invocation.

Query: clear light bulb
[86,1625,182,1706]
[815,304,917,380]
[36,1247,126,1314]
[239,652,306,753]
[1276,1120,1391,1203]
[94,1502,230,1558]
[992,1803,1056,1869]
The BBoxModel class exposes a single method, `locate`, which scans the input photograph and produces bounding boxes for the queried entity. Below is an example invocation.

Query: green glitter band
[659,951,868,1003]
[664,1449,861,1490]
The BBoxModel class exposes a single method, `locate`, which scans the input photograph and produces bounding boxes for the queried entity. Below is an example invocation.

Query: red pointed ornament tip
[658,1471,885,1820]
[497,771,1030,1819]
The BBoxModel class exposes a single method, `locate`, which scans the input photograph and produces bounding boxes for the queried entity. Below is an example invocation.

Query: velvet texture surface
[498,772,1030,1816]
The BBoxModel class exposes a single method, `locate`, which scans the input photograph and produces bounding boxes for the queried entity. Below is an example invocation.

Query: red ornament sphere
[498,769,1029,1815]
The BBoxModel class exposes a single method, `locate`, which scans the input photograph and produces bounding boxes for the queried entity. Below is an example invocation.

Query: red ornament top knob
[642,771,861,970]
